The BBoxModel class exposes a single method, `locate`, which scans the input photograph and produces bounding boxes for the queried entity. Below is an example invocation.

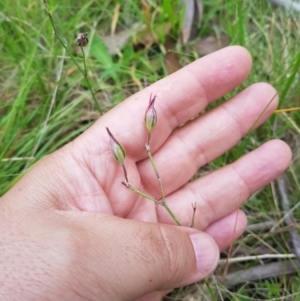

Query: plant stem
[79,46,102,112]
[122,182,161,204]
[43,0,103,115]
[80,46,88,77]
[146,144,182,226]
[121,164,129,184]
[120,162,160,204]
[203,279,217,301]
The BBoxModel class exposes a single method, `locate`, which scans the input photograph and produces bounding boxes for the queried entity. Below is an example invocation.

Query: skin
[0,46,292,301]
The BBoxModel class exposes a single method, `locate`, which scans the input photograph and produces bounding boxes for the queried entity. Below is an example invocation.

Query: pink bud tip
[145,94,157,133]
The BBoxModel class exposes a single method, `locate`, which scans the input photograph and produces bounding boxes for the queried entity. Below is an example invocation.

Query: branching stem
[145,143,182,226]
[43,0,102,115]
[122,182,161,204]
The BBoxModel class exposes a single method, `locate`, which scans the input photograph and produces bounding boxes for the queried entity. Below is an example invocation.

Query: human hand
[1,46,291,301]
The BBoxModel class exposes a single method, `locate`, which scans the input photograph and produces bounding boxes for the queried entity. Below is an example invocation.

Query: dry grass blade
[24,47,66,169]
[164,36,181,74]
[101,24,142,55]
[219,253,296,265]
[181,0,203,44]
[246,221,276,232]
[268,0,300,12]
[197,35,229,56]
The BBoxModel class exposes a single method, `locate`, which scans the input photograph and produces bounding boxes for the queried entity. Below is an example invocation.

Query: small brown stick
[268,0,300,12]
[190,202,197,228]
[222,259,300,288]
[277,175,300,259]
[121,164,129,184]
[222,209,239,279]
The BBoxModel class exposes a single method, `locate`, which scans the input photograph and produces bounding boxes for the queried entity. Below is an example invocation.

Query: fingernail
[190,233,219,274]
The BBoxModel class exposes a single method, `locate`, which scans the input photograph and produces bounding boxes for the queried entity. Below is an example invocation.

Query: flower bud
[76,33,89,47]
[145,94,157,133]
[106,127,126,164]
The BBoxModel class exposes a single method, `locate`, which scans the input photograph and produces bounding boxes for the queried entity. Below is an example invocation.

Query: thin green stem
[43,0,102,115]
[123,183,161,204]
[162,194,182,226]
[146,144,182,226]
[81,46,88,77]
[203,279,217,301]
[280,51,300,106]
[147,132,152,146]
[80,46,100,111]
[120,162,159,204]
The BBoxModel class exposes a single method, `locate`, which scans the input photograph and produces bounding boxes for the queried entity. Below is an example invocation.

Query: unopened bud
[106,127,126,164]
[76,33,89,47]
[145,94,157,133]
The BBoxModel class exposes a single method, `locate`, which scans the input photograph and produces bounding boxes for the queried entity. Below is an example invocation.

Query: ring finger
[155,139,291,227]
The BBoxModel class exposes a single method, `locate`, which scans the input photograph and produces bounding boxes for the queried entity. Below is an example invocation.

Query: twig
[246,221,276,232]
[190,202,197,227]
[219,253,296,265]
[221,210,240,278]
[277,175,300,259]
[222,259,300,288]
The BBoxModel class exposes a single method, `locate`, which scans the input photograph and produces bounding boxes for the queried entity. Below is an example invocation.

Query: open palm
[64,46,288,242]
[2,46,291,301]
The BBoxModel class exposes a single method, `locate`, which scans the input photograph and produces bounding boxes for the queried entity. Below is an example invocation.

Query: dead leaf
[164,36,181,74]
[135,22,171,48]
[66,66,78,76]
[197,35,229,56]
[141,0,151,28]
[101,23,142,55]
[181,0,203,44]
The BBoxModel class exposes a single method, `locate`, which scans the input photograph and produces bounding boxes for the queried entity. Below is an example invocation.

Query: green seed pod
[145,94,157,133]
[106,127,126,164]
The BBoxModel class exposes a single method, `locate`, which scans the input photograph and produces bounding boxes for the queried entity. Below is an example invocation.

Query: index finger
[74,46,252,160]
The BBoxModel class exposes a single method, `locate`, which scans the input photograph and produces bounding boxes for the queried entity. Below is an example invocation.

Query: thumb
[72,213,219,301]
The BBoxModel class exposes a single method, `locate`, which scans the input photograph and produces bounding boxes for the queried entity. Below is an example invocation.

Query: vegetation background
[1,0,300,299]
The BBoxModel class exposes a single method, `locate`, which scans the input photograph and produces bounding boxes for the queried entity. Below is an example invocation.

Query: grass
[1,0,300,299]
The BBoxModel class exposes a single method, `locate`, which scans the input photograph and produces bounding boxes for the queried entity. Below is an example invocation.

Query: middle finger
[137,83,278,197]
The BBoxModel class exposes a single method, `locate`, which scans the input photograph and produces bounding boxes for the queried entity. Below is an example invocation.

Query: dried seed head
[106,127,126,164]
[76,33,89,47]
[145,94,157,133]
